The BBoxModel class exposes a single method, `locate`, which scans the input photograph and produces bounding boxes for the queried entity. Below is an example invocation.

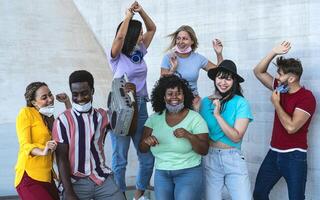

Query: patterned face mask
[165,102,184,113]
[276,84,289,93]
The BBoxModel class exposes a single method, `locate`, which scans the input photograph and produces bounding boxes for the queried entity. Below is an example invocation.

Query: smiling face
[32,86,54,109]
[71,82,93,105]
[175,31,194,51]
[164,87,184,106]
[215,73,234,94]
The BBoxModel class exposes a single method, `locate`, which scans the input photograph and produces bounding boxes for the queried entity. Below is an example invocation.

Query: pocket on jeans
[289,151,307,162]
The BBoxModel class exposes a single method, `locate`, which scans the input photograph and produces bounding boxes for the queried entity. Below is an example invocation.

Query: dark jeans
[253,150,307,200]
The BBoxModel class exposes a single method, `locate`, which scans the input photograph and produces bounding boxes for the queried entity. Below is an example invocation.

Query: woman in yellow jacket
[15,82,70,200]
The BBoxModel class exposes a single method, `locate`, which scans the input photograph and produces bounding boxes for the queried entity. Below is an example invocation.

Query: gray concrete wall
[73,0,320,199]
[1,0,319,199]
[0,0,112,195]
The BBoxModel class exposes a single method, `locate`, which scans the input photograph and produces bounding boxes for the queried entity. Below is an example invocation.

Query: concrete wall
[1,0,319,199]
[0,0,112,195]
[72,0,320,199]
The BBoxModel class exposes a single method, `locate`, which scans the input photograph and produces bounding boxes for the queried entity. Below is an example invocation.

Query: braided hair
[24,82,48,107]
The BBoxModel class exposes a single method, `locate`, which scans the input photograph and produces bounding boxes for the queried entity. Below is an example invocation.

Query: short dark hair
[151,75,194,114]
[24,82,48,107]
[69,70,94,90]
[276,56,303,79]
[116,20,142,57]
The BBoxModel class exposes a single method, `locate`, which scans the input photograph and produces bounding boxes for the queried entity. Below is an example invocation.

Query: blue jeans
[110,96,154,192]
[154,165,203,200]
[203,147,252,200]
[253,150,307,200]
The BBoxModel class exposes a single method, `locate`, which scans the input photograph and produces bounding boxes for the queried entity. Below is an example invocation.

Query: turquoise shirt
[199,95,253,149]
[145,110,208,170]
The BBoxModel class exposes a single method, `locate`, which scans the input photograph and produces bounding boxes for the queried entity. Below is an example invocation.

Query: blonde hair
[166,25,198,51]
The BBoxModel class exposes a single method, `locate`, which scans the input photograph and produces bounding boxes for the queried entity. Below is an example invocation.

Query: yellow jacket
[15,107,53,187]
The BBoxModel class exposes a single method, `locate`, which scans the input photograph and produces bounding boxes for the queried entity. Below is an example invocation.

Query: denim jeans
[154,165,203,200]
[253,150,307,200]
[110,96,154,192]
[203,147,252,200]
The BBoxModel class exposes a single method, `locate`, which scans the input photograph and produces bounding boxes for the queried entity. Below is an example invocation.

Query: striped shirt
[52,107,112,185]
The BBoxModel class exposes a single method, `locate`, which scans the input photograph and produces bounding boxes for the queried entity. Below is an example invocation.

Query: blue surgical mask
[276,84,289,93]
[72,102,92,112]
[39,105,55,117]
[166,102,184,113]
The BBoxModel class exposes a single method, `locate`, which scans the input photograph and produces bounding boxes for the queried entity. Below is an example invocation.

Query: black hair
[69,70,94,90]
[116,20,142,57]
[214,69,243,112]
[24,82,48,107]
[276,56,303,79]
[151,75,194,114]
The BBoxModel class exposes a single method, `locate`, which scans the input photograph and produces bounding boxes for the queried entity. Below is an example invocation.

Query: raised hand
[56,93,69,103]
[212,38,223,54]
[131,1,142,13]
[169,53,178,71]
[213,99,221,117]
[125,7,134,19]
[272,41,291,55]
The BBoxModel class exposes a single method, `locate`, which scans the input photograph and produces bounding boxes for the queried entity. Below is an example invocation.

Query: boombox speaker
[107,76,136,136]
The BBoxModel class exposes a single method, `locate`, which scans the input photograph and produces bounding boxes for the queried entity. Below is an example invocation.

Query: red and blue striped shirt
[52,107,112,185]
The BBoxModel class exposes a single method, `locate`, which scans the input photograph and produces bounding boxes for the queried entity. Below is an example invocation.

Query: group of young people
[14,1,316,200]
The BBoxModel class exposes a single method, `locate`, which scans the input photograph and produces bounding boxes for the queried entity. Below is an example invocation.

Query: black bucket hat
[207,59,244,83]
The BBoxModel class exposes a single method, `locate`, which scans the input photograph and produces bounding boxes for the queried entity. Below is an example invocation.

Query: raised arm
[132,2,156,48]
[110,8,134,58]
[253,41,291,90]
[213,100,250,143]
[160,53,178,77]
[56,93,72,109]
[204,38,224,71]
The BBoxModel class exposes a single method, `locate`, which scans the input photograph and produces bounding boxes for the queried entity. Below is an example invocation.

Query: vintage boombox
[107,75,135,136]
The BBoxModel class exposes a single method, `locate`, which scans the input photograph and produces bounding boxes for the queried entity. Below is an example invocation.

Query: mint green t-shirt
[144,110,208,170]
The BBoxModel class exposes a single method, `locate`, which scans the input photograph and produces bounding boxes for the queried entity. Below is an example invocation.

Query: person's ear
[288,76,296,83]
[31,100,38,109]
[91,88,95,95]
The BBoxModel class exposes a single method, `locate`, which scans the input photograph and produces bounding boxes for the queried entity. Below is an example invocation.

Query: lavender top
[107,43,148,97]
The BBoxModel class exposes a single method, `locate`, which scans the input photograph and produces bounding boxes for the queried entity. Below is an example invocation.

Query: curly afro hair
[150,75,194,114]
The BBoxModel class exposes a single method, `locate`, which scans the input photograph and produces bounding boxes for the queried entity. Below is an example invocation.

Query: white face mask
[72,101,92,112]
[166,102,184,113]
[39,105,55,117]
